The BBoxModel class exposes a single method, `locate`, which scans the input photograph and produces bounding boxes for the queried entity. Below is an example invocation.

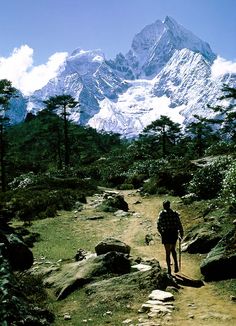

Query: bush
[2,172,97,222]
[188,156,233,199]
[118,183,134,190]
[205,142,235,156]
[221,160,236,205]
[5,189,82,221]
[142,178,166,195]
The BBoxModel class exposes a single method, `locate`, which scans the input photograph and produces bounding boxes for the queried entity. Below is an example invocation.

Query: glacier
[6,16,236,137]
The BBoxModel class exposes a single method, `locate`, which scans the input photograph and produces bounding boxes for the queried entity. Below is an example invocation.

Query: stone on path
[148,289,174,301]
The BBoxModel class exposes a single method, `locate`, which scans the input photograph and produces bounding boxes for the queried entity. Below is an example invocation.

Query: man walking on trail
[157,200,184,275]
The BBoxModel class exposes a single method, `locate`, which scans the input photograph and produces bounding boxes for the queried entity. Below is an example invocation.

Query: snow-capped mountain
[10,16,236,137]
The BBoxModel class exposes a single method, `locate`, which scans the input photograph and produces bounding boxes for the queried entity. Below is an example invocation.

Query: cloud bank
[0,45,68,95]
[211,56,236,78]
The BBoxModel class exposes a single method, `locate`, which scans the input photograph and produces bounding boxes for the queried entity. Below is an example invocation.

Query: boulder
[181,223,222,254]
[85,260,176,300]
[7,234,34,270]
[200,228,236,281]
[0,231,34,270]
[0,245,53,325]
[44,251,131,300]
[98,192,129,212]
[95,237,131,256]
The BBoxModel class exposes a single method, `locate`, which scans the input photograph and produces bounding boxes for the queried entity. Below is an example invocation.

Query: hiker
[157,200,183,275]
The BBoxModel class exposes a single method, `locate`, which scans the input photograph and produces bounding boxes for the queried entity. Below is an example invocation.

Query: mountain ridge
[6,16,236,137]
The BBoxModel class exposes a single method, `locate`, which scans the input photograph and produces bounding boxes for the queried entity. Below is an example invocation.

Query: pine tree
[185,114,213,158]
[0,79,17,191]
[142,115,182,157]
[44,95,79,167]
[207,85,236,143]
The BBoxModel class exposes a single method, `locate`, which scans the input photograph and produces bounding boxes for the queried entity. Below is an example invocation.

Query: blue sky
[1,0,235,63]
[0,0,235,95]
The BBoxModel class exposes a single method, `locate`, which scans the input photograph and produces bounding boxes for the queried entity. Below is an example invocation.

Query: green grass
[30,207,137,258]
[25,210,151,325]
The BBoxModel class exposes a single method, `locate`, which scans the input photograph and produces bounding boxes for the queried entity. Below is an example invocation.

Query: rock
[148,289,174,301]
[200,228,236,280]
[44,251,131,300]
[5,233,34,270]
[0,245,54,325]
[122,319,133,324]
[75,248,89,261]
[145,234,154,245]
[86,215,104,220]
[131,263,152,272]
[85,260,174,303]
[64,313,72,320]
[95,237,131,256]
[181,223,222,254]
[98,192,129,212]
[114,210,130,217]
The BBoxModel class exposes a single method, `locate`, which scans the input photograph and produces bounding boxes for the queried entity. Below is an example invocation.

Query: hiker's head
[163,200,170,210]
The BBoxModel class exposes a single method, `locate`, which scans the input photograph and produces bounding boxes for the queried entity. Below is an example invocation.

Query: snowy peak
[130,19,164,59]
[14,16,235,139]
[66,48,105,75]
[124,16,216,78]
[163,16,216,62]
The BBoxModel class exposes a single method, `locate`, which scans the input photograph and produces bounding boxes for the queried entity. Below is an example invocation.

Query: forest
[0,79,236,221]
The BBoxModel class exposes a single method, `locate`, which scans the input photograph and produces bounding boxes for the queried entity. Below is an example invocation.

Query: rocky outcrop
[44,251,131,300]
[200,228,236,281]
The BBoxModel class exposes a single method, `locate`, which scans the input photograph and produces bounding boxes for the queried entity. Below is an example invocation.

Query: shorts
[161,231,178,244]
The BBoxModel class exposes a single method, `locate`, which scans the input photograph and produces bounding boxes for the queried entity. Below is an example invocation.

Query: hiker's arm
[157,213,164,235]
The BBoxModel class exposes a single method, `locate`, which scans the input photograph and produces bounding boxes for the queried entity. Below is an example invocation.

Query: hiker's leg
[171,244,179,273]
[164,244,171,274]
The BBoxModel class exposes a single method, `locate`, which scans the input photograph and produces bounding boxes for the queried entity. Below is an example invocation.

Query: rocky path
[119,190,236,326]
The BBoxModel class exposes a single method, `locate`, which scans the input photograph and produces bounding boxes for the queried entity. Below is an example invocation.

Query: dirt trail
[120,190,236,326]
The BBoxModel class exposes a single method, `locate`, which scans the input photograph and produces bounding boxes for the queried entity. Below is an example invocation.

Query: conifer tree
[142,115,182,157]
[207,85,236,143]
[0,79,17,191]
[185,114,214,158]
[44,95,79,167]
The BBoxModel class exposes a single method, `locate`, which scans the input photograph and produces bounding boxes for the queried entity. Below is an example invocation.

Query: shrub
[118,183,134,190]
[221,161,236,205]
[3,172,97,222]
[188,156,233,199]
[205,142,235,156]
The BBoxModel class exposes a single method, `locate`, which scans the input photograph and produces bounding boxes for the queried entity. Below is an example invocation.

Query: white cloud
[211,56,236,78]
[0,45,68,95]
